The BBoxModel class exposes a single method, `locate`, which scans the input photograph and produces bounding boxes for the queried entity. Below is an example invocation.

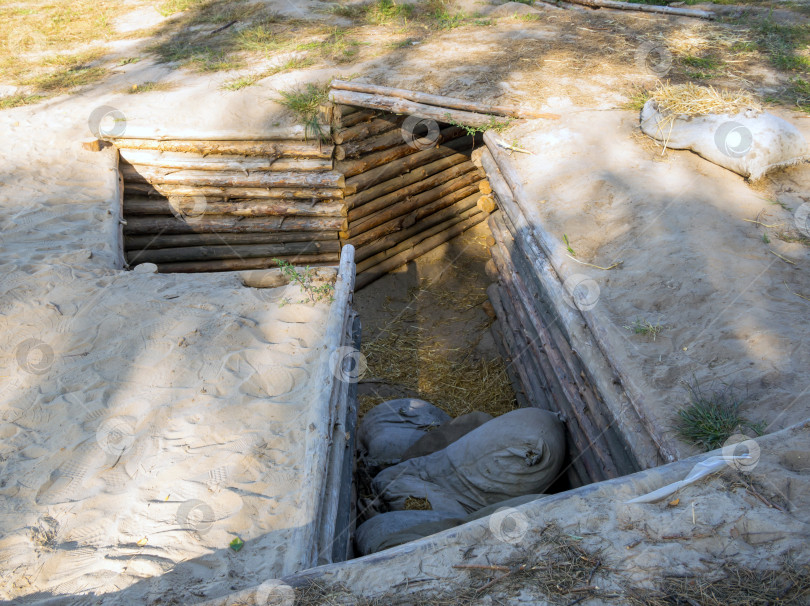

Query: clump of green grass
[23,64,107,93]
[157,0,207,17]
[446,113,511,136]
[277,81,331,139]
[422,0,466,29]
[274,259,335,304]
[624,318,663,340]
[623,89,651,111]
[682,54,724,80]
[0,93,45,110]
[367,0,413,25]
[791,76,810,112]
[676,381,764,451]
[125,80,176,94]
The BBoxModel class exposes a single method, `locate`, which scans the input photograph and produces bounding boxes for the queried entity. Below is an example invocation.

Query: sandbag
[355,494,548,555]
[372,408,565,517]
[355,510,462,556]
[640,99,808,180]
[357,399,451,468]
[401,411,493,461]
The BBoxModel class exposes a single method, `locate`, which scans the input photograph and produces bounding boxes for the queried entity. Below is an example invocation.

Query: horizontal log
[240,266,338,288]
[344,170,482,238]
[332,114,404,145]
[120,165,345,189]
[345,135,475,195]
[338,108,378,129]
[331,80,561,120]
[106,124,328,141]
[355,212,487,289]
[337,126,466,178]
[335,127,406,161]
[356,207,482,272]
[354,196,481,262]
[119,149,333,172]
[125,231,338,251]
[124,197,346,217]
[330,90,505,129]
[345,153,468,210]
[113,139,333,158]
[123,215,347,235]
[124,183,343,200]
[155,253,340,273]
[564,0,715,18]
[346,188,480,249]
[348,161,475,222]
[127,240,339,264]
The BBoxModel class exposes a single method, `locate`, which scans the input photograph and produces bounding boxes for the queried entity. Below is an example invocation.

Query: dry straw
[650,82,760,117]
[648,83,761,151]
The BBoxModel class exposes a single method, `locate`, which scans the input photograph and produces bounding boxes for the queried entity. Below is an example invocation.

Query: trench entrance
[110,83,644,563]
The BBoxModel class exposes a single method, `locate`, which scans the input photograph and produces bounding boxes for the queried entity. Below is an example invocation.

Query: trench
[110,87,649,564]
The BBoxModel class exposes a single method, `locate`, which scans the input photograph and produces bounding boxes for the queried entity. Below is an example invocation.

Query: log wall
[329,104,492,289]
[113,131,343,273]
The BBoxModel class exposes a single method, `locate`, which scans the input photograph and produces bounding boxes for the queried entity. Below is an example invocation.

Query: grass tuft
[0,93,46,110]
[276,81,331,139]
[624,318,664,340]
[675,380,764,450]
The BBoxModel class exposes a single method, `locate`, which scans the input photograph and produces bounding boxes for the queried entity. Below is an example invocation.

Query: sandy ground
[1,0,810,602]
[502,109,810,459]
[0,57,340,605]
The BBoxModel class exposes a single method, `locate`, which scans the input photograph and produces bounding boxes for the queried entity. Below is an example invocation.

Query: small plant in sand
[274,259,335,305]
[675,380,764,451]
[446,113,512,136]
[624,318,663,341]
[563,234,576,257]
[277,81,331,140]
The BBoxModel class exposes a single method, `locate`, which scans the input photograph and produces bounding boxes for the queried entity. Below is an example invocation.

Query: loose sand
[501,109,810,459]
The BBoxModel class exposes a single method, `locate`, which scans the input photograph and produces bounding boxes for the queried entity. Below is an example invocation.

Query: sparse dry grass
[362,273,516,420]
